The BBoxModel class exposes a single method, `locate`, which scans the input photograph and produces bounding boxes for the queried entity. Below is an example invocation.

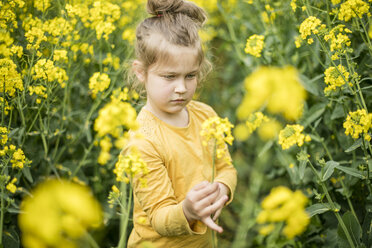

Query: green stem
[118,181,132,248]
[308,161,356,248]
[0,186,4,246]
[85,232,100,248]
[71,141,96,178]
[339,179,358,220]
[212,139,216,182]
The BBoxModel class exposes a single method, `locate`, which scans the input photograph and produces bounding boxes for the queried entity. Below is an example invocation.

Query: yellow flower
[98,136,112,165]
[324,65,350,94]
[343,109,372,141]
[34,0,51,12]
[298,16,326,45]
[89,72,111,98]
[6,177,17,193]
[0,58,24,97]
[11,148,26,169]
[29,85,48,101]
[53,49,68,63]
[94,97,138,138]
[258,119,282,141]
[114,148,149,184]
[257,186,309,238]
[338,0,370,22]
[244,34,265,58]
[0,126,9,145]
[200,116,234,163]
[278,124,311,150]
[237,66,306,121]
[32,59,68,87]
[19,179,103,248]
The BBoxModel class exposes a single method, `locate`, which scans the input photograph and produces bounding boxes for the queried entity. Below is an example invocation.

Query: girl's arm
[126,138,211,236]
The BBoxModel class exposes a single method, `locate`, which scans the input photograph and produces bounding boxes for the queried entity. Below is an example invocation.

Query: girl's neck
[144,104,189,128]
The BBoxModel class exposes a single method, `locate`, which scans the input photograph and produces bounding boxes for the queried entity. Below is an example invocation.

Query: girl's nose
[174,79,187,94]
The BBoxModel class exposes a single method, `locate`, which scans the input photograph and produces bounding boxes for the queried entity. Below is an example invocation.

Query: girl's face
[142,45,200,121]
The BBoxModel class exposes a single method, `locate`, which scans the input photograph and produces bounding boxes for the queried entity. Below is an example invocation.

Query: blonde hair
[131,0,212,93]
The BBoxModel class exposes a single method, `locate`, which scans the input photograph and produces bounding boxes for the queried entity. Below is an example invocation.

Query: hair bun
[147,0,207,25]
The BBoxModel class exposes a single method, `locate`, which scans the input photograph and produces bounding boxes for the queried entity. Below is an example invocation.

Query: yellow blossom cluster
[200,116,234,163]
[94,97,138,139]
[343,109,372,141]
[19,179,103,248]
[244,34,265,57]
[66,1,121,40]
[0,0,24,31]
[0,97,13,115]
[324,25,352,60]
[32,59,68,87]
[114,149,149,185]
[6,177,17,193]
[34,0,51,12]
[97,136,112,165]
[278,124,311,150]
[29,85,48,104]
[324,65,351,94]
[0,58,24,97]
[257,119,282,141]
[296,16,326,47]
[257,186,310,239]
[261,4,276,24]
[103,53,121,70]
[338,0,370,22]
[234,112,269,141]
[11,148,27,169]
[53,49,68,63]
[237,66,306,121]
[89,72,111,98]
[0,126,9,145]
[107,185,121,208]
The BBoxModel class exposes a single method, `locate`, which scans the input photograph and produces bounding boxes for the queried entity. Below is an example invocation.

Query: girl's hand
[212,182,230,221]
[182,181,228,233]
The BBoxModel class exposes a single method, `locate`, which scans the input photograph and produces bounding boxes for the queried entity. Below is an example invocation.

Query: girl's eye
[186,74,196,79]
[162,75,175,79]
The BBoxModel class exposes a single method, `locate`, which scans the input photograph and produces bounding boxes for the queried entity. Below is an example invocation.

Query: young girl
[124,0,237,246]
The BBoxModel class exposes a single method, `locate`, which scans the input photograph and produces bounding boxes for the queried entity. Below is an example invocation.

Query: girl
[124,0,237,247]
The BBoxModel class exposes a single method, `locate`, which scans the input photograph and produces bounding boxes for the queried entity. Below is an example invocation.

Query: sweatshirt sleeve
[123,137,207,236]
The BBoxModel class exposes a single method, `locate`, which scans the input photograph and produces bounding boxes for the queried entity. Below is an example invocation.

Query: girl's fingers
[212,208,222,221]
[192,181,209,191]
[201,216,223,233]
[194,182,219,200]
[201,194,228,217]
[196,188,219,207]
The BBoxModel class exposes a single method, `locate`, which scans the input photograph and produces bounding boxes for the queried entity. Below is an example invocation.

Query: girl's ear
[132,60,146,82]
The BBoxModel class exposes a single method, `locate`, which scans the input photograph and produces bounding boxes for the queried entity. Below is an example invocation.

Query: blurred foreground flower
[19,179,102,248]
[257,186,310,239]
[278,124,311,150]
[237,66,306,121]
[200,116,234,165]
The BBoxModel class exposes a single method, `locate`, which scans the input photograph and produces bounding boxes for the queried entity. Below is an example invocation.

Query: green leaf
[322,161,339,182]
[300,103,326,128]
[299,73,323,96]
[345,138,363,153]
[22,167,33,183]
[335,165,366,179]
[331,103,345,120]
[337,211,362,247]
[306,203,332,217]
[299,159,307,181]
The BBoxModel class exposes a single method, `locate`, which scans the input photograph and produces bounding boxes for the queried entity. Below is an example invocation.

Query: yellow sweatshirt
[124,100,237,248]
